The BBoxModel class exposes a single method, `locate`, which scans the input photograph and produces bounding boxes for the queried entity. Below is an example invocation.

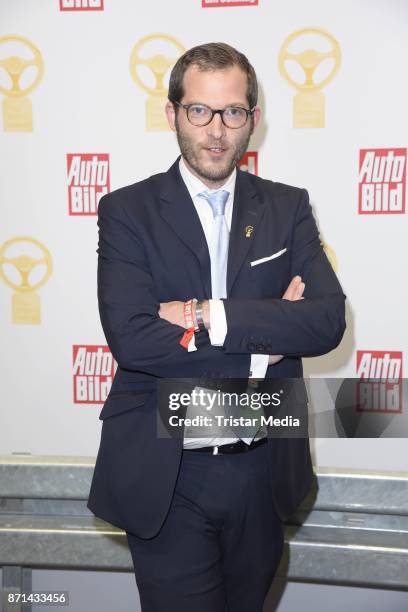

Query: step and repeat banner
[1,0,407,468]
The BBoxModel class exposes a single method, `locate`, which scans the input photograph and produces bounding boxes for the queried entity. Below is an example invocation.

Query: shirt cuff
[208,299,227,346]
[249,354,269,378]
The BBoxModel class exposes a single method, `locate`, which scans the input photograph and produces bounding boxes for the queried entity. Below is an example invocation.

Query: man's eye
[190,106,207,115]
[225,107,244,117]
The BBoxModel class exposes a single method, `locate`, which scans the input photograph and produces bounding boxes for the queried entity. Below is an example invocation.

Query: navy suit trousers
[126,441,284,612]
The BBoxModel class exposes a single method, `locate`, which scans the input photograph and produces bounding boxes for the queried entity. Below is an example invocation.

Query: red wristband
[179,299,198,350]
[183,299,198,331]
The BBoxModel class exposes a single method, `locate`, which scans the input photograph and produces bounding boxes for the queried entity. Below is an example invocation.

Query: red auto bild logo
[73,345,116,403]
[202,0,258,6]
[60,0,104,10]
[67,154,110,215]
[358,148,406,214]
[356,350,403,413]
[239,152,258,175]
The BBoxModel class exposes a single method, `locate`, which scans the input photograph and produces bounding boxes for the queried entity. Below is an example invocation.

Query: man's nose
[206,112,226,140]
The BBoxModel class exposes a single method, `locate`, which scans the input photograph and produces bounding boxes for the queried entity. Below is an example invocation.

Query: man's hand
[158,301,186,328]
[282,275,305,302]
[267,275,305,365]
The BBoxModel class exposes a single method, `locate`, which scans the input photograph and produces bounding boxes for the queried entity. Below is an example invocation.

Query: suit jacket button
[247,343,255,351]
[256,344,264,351]
[266,344,272,351]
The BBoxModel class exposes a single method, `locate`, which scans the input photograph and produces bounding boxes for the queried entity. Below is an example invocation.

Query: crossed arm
[97,188,346,379]
[159,275,306,366]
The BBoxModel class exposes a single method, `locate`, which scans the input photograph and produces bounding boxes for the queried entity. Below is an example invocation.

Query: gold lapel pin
[245,225,254,238]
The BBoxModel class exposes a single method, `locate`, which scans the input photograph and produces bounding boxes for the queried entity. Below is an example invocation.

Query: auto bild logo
[73,345,116,403]
[358,148,406,214]
[202,0,258,6]
[356,350,403,413]
[60,0,104,10]
[238,152,258,175]
[67,154,110,215]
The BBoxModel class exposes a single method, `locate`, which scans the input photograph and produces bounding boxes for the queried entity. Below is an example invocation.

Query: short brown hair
[168,42,258,109]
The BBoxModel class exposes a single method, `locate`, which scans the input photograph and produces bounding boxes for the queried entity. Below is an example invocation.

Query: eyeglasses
[171,100,255,129]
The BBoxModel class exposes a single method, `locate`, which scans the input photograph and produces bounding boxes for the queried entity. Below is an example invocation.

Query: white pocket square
[250,248,287,267]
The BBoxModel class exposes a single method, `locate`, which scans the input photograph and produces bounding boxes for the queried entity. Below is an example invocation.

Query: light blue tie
[199,189,265,444]
[198,190,230,299]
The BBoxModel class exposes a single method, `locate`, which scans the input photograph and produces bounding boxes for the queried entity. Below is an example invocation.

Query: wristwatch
[195,300,206,331]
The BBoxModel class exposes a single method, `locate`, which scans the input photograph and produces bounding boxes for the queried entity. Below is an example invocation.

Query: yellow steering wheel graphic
[129,33,185,96]
[0,237,52,293]
[278,28,341,92]
[0,35,44,98]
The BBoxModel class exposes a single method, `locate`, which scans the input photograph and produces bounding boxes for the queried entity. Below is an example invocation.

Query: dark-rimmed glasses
[170,100,255,129]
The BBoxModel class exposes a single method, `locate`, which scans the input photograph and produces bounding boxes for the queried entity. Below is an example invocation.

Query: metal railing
[1,454,408,611]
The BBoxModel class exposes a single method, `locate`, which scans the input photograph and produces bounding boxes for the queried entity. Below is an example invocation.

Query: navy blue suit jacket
[87,157,346,538]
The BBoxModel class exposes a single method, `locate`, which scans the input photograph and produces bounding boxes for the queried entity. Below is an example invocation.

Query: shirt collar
[179,156,236,200]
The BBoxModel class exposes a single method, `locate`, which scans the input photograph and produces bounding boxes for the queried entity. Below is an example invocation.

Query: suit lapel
[159,159,265,298]
[227,168,265,294]
[159,158,212,297]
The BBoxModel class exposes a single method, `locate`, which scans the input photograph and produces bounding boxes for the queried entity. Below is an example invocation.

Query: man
[87,42,346,612]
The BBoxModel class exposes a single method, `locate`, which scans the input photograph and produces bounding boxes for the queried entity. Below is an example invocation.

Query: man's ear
[165,100,176,131]
[250,106,261,134]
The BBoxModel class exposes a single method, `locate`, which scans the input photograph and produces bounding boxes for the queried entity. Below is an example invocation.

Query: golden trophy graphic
[129,33,185,131]
[0,237,52,324]
[0,35,44,131]
[321,240,338,272]
[278,28,341,128]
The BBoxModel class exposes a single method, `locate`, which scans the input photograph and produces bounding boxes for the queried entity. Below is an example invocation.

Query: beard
[175,114,253,184]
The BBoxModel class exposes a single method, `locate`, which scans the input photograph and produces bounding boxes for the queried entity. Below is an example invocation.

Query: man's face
[166,64,260,188]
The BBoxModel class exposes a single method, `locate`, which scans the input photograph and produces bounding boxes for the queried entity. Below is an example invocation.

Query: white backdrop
[1,0,407,471]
